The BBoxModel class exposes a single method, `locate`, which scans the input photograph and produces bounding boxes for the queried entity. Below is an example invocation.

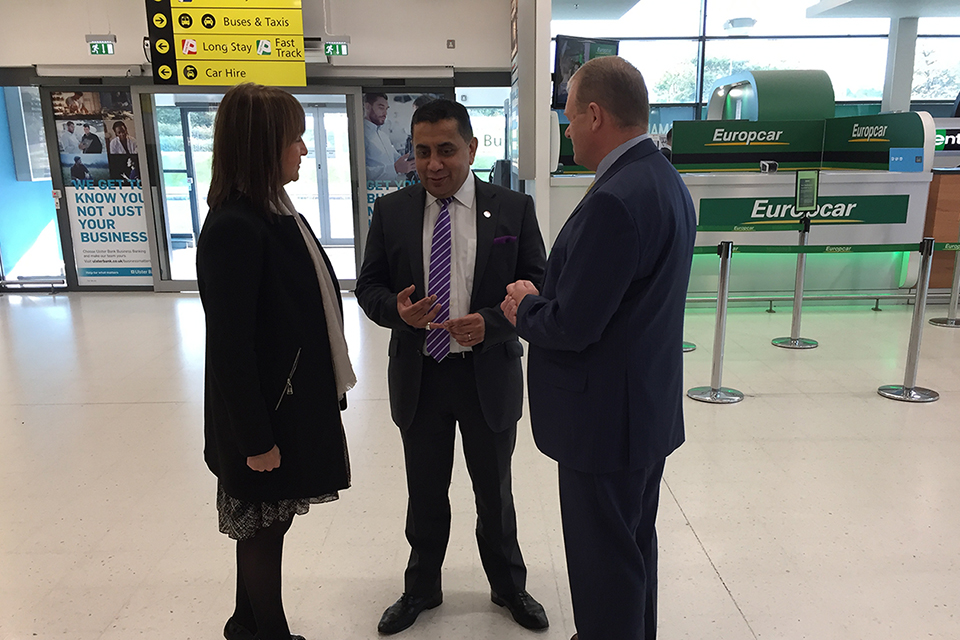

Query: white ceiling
[550,0,960,23]
[551,0,641,21]
[807,0,960,19]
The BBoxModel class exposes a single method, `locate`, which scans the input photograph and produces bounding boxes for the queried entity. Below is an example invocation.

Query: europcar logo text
[850,123,889,143]
[708,128,787,146]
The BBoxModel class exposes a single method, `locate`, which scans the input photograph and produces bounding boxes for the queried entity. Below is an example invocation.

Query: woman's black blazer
[196,196,350,503]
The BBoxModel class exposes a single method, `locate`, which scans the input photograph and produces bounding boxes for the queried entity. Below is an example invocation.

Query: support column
[881,17,918,113]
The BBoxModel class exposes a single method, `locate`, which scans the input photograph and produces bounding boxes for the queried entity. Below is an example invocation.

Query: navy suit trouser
[559,458,666,640]
[399,354,527,599]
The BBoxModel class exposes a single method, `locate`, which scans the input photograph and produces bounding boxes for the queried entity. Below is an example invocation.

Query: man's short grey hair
[569,56,649,130]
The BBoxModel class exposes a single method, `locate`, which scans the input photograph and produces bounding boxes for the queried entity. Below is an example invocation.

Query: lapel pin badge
[483,210,492,218]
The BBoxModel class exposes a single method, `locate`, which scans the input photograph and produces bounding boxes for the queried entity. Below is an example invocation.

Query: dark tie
[426,197,454,361]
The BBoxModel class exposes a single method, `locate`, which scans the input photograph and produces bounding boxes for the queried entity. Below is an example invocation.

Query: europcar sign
[672,120,825,172]
[674,112,930,173]
[699,195,909,230]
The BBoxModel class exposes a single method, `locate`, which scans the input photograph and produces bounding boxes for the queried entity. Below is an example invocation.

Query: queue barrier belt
[692,243,960,256]
[697,224,803,233]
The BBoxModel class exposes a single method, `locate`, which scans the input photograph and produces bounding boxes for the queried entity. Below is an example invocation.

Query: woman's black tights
[232,517,294,640]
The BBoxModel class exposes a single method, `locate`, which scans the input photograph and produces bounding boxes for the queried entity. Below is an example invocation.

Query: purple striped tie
[426,197,454,361]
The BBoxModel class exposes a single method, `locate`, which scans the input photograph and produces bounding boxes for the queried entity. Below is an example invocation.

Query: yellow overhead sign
[171,8,303,36]
[176,60,306,86]
[163,0,301,7]
[146,0,306,86]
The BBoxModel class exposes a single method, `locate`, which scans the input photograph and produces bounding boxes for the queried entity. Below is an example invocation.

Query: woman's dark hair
[207,83,305,217]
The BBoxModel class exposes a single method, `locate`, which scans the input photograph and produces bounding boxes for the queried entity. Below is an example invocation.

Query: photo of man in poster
[79,122,104,154]
[61,152,108,184]
[363,92,445,225]
[69,156,91,182]
[363,92,416,185]
[52,91,102,117]
[58,121,81,154]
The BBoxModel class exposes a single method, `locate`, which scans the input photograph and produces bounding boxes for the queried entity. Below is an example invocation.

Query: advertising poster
[362,91,443,225]
[52,90,152,285]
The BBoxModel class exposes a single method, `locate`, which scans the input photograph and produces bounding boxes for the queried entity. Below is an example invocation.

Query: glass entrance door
[155,102,215,281]
[146,92,358,288]
[285,104,356,279]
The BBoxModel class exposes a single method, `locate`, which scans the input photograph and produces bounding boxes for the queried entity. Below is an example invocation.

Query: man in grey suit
[356,99,548,635]
[503,57,697,640]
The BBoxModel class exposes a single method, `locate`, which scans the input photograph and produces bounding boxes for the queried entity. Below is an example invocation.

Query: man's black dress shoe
[491,590,549,630]
[224,617,255,640]
[223,617,305,640]
[377,592,443,634]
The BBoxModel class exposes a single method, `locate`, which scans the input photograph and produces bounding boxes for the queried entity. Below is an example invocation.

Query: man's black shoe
[223,617,305,640]
[377,591,443,634]
[491,590,549,630]
[223,618,255,640]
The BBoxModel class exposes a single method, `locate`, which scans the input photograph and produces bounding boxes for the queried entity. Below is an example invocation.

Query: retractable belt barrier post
[772,218,818,349]
[929,239,960,328]
[687,241,744,404]
[878,237,939,403]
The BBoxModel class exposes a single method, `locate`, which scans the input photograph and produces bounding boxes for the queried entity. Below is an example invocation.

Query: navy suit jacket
[517,138,696,473]
[356,177,546,432]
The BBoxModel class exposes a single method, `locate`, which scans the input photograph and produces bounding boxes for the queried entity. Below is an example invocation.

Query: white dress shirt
[422,175,477,354]
[59,129,81,154]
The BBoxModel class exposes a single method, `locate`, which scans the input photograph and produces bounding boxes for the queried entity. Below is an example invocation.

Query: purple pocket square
[493,235,517,245]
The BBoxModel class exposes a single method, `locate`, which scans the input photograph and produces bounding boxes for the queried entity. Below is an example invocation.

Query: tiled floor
[2,291,960,640]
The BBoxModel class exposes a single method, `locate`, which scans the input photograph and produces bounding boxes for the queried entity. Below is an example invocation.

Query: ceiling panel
[552,0,641,21]
[807,0,960,19]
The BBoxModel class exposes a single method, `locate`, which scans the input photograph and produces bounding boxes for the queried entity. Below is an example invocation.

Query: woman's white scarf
[274,190,356,400]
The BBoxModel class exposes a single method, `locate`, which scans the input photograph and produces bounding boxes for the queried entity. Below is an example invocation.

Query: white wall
[325,0,511,70]
[0,0,512,72]
[0,0,150,67]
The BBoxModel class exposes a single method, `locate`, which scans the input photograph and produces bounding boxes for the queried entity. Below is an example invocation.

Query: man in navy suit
[502,56,696,640]
[356,100,548,635]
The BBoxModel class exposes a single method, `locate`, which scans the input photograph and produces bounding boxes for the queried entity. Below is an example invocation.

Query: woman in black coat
[196,83,355,640]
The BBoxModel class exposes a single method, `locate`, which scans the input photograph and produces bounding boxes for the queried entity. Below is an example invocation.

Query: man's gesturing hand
[397,284,442,329]
[442,313,485,347]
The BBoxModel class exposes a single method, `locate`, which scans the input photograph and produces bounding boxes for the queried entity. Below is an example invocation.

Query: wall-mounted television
[552,35,620,109]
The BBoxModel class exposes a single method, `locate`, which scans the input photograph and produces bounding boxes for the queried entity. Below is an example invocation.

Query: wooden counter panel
[924,172,960,288]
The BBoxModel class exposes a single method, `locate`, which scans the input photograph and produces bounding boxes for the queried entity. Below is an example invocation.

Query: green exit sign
[89,42,115,55]
[324,43,348,56]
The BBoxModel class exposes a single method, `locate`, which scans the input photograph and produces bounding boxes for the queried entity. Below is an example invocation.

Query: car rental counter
[550,111,936,298]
